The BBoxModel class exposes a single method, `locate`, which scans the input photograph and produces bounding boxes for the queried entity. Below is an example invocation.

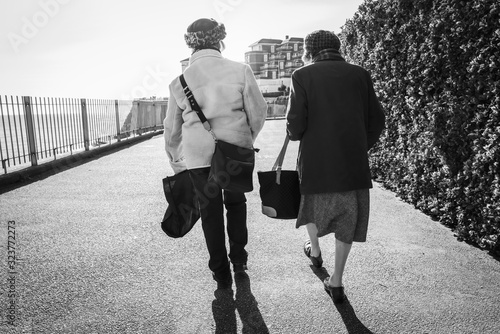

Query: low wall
[267,104,286,118]
[120,100,168,136]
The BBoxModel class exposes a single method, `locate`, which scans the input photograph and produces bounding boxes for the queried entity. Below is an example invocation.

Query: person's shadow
[311,266,375,334]
[212,287,237,333]
[212,272,270,333]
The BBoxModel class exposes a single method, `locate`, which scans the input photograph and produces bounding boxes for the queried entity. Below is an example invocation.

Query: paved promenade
[1,119,499,334]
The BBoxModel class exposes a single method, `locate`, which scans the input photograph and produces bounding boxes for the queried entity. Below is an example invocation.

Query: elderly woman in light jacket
[163,18,267,289]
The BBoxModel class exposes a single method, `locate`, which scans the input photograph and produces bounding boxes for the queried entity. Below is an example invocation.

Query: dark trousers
[189,168,248,279]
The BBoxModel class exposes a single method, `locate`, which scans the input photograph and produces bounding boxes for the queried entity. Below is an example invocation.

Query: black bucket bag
[257,135,301,219]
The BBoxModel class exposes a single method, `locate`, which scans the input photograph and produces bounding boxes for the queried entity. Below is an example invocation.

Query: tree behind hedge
[340,0,500,255]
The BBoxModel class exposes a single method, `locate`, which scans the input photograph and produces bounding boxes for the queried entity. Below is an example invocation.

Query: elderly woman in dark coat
[286,30,385,303]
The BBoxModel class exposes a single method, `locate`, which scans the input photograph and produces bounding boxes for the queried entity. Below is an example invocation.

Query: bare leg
[305,223,321,257]
[329,239,352,287]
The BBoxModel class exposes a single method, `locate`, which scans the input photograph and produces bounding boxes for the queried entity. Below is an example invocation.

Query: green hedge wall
[340,0,500,255]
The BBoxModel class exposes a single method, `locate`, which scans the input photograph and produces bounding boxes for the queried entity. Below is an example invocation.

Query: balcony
[277,45,293,51]
[245,50,266,56]
[270,54,285,60]
[285,62,303,69]
[260,64,278,70]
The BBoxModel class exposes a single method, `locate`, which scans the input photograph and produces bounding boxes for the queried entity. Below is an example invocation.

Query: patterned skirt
[296,189,370,244]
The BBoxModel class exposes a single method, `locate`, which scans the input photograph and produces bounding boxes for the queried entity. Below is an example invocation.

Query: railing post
[81,98,90,151]
[114,100,121,142]
[22,96,38,166]
[136,101,141,136]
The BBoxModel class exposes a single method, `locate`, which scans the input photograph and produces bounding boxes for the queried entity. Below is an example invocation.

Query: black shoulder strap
[179,75,213,134]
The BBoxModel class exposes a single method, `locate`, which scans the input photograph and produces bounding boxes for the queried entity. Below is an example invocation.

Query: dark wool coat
[286,55,385,194]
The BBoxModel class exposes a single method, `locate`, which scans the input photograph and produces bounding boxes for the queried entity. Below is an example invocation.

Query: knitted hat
[184,18,226,50]
[303,30,341,59]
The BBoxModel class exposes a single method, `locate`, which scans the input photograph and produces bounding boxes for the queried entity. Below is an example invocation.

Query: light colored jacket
[164,49,267,173]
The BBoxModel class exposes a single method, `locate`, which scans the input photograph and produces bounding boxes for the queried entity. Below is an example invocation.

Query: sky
[0,0,366,100]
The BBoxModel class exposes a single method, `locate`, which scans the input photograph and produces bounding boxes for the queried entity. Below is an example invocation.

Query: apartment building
[245,35,304,93]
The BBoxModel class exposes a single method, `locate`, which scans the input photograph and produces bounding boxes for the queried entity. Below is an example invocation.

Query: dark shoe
[303,240,323,268]
[323,277,345,304]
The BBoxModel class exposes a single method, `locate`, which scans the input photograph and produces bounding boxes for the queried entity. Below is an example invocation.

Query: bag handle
[179,74,217,141]
[272,135,291,184]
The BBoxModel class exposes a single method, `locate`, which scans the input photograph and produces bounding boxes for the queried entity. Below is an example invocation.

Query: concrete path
[0,119,499,334]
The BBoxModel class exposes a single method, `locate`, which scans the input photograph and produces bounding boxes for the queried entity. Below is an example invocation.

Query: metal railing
[0,96,166,174]
[260,64,278,70]
[276,45,293,51]
[270,54,285,60]
[266,99,288,119]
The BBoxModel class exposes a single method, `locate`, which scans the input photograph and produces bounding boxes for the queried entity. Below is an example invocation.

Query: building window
[271,45,275,53]
[294,43,298,51]
[264,54,268,62]
[287,53,291,61]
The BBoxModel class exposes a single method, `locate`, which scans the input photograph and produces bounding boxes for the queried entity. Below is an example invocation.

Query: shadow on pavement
[311,266,374,334]
[212,288,237,333]
[212,272,269,333]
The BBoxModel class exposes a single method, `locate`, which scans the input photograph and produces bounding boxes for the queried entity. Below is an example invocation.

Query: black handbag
[210,140,255,193]
[179,74,255,193]
[257,135,301,219]
[161,170,200,238]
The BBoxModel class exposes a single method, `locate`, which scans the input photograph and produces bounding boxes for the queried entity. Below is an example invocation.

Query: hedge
[340,0,500,255]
